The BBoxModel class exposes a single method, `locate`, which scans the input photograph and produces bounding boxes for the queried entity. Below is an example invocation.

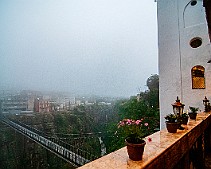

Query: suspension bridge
[0,116,101,167]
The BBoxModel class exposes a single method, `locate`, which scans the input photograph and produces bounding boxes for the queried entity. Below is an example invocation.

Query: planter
[166,122,179,133]
[188,112,197,120]
[125,139,146,161]
[181,117,188,125]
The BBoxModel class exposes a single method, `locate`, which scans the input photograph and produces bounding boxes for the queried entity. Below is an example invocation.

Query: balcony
[79,112,211,169]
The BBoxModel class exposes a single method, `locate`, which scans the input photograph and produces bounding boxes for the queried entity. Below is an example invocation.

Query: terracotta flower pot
[166,122,179,133]
[125,139,146,161]
[188,112,197,120]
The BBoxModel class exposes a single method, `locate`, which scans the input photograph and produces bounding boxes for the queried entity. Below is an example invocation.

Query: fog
[0,0,158,97]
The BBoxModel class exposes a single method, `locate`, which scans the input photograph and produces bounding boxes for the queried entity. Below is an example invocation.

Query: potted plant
[180,112,189,125]
[165,113,179,133]
[118,119,149,161]
[188,106,199,120]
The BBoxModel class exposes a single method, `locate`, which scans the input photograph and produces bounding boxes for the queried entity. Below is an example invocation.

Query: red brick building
[34,98,52,113]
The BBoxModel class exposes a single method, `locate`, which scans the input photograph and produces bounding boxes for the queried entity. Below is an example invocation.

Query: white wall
[158,0,211,129]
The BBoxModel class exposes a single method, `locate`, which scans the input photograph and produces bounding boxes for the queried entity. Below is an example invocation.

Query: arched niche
[183,0,206,28]
[191,65,205,89]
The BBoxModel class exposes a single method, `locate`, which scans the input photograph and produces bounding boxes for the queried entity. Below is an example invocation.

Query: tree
[146,74,159,91]
[139,74,159,110]
[103,74,160,154]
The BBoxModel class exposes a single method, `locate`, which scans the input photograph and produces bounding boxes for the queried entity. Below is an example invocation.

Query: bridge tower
[157,0,211,129]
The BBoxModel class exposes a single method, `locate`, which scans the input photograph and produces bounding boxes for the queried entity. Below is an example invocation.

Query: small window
[190,37,202,48]
[192,65,205,89]
[191,1,197,6]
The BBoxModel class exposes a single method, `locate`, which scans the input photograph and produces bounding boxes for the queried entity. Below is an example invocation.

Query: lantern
[203,96,209,106]
[172,96,185,116]
[203,96,209,112]
[172,96,185,130]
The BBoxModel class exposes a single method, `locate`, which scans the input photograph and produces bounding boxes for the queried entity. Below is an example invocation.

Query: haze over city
[0,0,158,97]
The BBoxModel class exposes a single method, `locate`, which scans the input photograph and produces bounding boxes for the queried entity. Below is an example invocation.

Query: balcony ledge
[79,112,211,169]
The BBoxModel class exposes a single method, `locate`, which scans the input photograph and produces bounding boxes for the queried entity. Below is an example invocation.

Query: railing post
[205,124,211,153]
[189,135,205,169]
[173,151,190,169]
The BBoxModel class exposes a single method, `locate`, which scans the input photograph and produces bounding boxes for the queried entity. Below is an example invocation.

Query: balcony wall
[79,112,211,169]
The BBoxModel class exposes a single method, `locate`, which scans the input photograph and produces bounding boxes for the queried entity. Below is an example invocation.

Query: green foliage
[146,74,159,91]
[164,114,177,123]
[103,75,160,153]
[102,122,125,153]
[118,99,159,131]
[189,106,199,113]
[103,96,159,153]
[118,99,146,119]
[139,90,159,111]
[141,74,159,110]
[54,113,69,133]
[181,112,188,118]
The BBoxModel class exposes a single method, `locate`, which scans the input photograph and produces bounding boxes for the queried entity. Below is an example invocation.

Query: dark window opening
[190,37,202,48]
[191,1,197,6]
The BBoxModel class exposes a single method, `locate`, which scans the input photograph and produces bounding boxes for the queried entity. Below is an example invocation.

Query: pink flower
[135,120,141,125]
[118,121,125,128]
[118,118,150,140]
[144,123,149,126]
[148,137,152,142]
[126,119,132,125]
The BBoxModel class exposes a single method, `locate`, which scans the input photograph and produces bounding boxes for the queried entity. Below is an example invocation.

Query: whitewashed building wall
[157,0,211,129]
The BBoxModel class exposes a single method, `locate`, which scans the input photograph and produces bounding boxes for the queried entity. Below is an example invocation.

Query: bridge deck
[1,118,92,167]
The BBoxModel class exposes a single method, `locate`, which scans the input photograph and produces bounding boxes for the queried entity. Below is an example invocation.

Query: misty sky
[0,0,158,97]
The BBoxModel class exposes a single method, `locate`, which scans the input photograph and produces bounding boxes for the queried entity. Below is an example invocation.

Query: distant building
[34,98,52,113]
[1,96,28,112]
